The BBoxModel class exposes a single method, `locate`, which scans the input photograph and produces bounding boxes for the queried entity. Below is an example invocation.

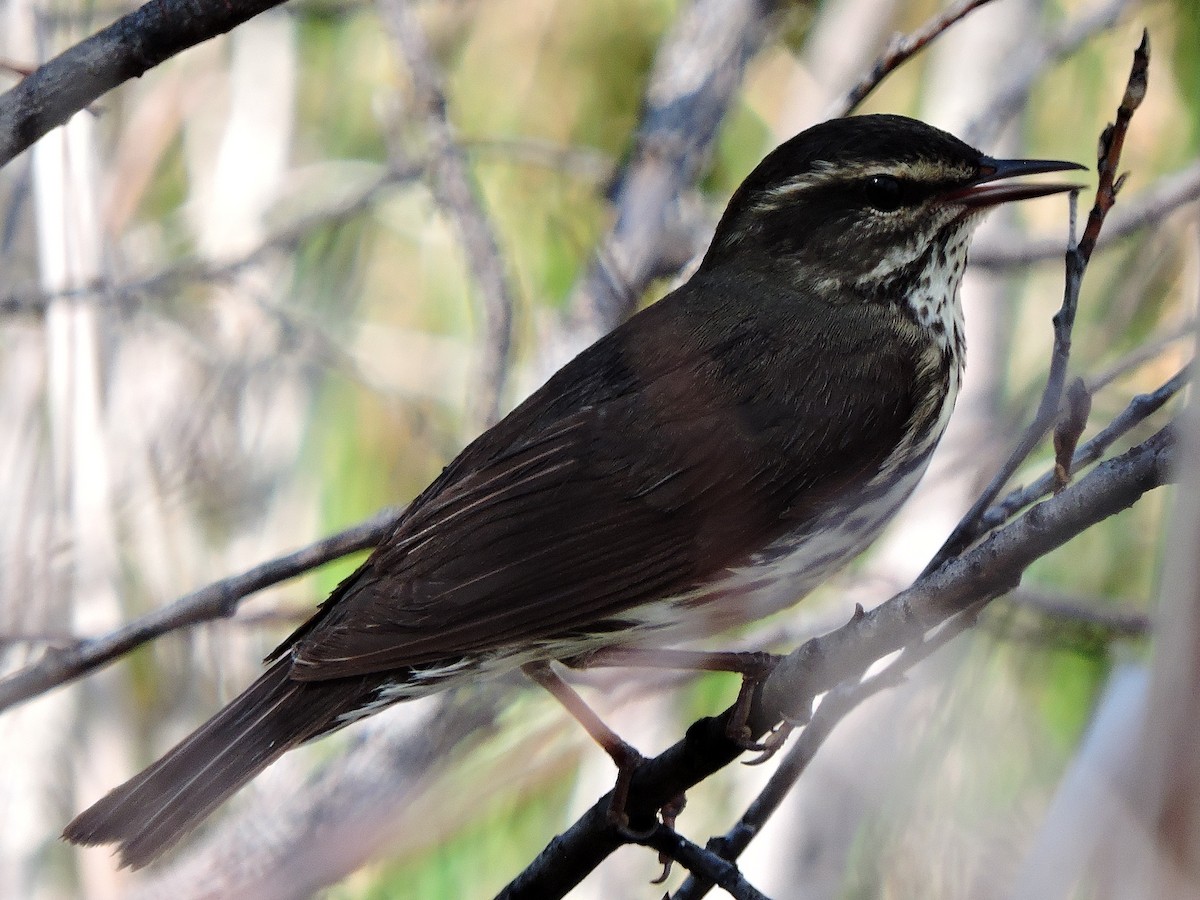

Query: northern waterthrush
[65,114,1083,867]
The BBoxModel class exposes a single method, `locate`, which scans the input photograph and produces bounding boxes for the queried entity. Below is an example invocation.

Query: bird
[64,113,1083,868]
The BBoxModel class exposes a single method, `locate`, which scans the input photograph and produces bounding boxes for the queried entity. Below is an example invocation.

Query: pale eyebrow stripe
[754,158,974,208]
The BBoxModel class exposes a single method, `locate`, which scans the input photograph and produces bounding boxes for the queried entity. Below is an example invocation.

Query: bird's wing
[282,275,925,680]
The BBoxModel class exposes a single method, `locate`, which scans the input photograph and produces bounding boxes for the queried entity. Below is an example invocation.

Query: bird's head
[702,114,1084,291]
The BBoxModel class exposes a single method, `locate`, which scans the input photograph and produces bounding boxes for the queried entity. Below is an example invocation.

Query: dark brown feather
[66,114,1060,868]
[284,265,927,680]
[62,660,379,868]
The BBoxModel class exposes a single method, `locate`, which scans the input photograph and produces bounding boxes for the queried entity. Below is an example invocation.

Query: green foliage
[294,9,390,163]
[1168,0,1200,152]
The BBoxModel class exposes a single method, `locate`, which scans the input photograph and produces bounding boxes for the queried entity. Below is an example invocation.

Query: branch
[0,0,292,170]
[0,507,401,713]
[924,30,1150,575]
[961,0,1135,146]
[379,0,515,428]
[641,825,770,900]
[673,600,988,900]
[829,0,1002,118]
[971,158,1200,270]
[0,161,422,317]
[498,423,1177,899]
[979,364,1189,533]
[1087,321,1195,392]
[567,0,774,335]
[1005,588,1150,638]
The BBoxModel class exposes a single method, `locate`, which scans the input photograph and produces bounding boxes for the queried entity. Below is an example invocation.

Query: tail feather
[63,658,374,869]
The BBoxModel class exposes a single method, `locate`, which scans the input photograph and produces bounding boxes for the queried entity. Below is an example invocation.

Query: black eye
[864,174,904,211]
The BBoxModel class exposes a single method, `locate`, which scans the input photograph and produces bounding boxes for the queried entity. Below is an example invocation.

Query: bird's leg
[521,662,645,828]
[567,647,782,750]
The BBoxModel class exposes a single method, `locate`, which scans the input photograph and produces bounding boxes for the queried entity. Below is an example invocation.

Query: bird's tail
[63,657,373,869]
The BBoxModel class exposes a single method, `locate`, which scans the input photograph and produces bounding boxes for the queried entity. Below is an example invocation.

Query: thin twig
[639,825,770,900]
[378,0,515,428]
[978,363,1189,533]
[0,162,423,316]
[1005,588,1149,637]
[924,31,1150,576]
[830,0,1001,118]
[962,0,1135,146]
[0,58,35,78]
[0,0,292,170]
[463,137,613,183]
[0,507,401,713]
[1085,320,1195,392]
[972,158,1200,269]
[567,0,774,337]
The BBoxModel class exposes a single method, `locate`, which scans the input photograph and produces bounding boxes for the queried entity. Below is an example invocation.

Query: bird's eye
[864,175,904,211]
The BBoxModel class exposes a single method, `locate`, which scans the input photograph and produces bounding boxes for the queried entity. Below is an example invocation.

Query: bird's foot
[648,794,687,885]
[605,740,647,830]
[742,714,803,765]
[723,651,783,750]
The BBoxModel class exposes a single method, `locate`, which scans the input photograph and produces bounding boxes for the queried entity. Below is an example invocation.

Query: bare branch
[962,0,1135,146]
[640,824,770,900]
[829,0,1002,118]
[567,0,774,336]
[0,0,292,171]
[674,601,987,900]
[924,31,1150,575]
[979,363,1189,533]
[1005,588,1150,638]
[972,159,1200,270]
[379,0,515,427]
[1086,319,1196,392]
[464,137,613,183]
[0,507,401,713]
[0,161,423,317]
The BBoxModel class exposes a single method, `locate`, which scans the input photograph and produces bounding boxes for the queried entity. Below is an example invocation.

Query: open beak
[944,156,1087,208]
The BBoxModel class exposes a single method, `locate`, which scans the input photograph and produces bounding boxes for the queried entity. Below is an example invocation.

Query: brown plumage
[64,114,1082,868]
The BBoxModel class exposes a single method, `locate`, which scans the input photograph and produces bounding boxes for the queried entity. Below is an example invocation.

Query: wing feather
[284,270,929,680]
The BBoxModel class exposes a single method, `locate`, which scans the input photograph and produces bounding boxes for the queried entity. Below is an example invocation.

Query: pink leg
[567,646,782,747]
[522,661,645,826]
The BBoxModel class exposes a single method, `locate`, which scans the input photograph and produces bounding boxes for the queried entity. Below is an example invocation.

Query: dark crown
[702,114,988,279]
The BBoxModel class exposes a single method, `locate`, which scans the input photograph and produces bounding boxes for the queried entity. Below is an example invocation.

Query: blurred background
[0,0,1196,897]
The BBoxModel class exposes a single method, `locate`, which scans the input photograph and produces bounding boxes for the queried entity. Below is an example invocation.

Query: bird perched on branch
[65,114,1082,868]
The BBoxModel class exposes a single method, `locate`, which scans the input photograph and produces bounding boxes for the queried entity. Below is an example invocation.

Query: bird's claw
[647,794,686,885]
[725,723,768,753]
[651,856,672,885]
[742,719,797,766]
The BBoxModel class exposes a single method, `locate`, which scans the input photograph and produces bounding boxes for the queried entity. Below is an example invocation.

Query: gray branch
[379,0,516,427]
[0,0,291,170]
[566,0,775,337]
[0,507,402,713]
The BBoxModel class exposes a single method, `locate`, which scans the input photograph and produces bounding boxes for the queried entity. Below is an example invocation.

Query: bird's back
[280,265,951,684]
